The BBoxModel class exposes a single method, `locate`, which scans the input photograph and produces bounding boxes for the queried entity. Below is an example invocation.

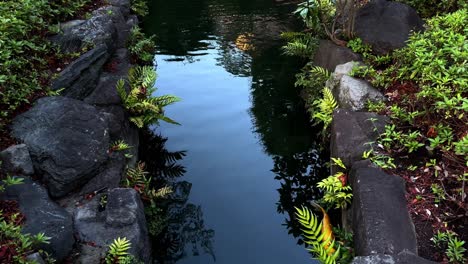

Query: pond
[142,0,327,263]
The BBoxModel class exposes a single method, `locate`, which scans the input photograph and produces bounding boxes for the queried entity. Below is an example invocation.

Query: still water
[143,0,325,263]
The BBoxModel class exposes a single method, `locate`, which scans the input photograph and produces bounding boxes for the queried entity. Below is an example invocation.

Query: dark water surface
[143,0,325,263]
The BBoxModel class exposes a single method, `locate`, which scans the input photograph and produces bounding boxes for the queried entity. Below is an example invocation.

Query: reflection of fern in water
[139,128,186,180]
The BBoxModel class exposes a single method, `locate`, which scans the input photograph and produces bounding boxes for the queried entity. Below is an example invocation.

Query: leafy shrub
[397,0,467,18]
[127,26,156,64]
[311,87,338,132]
[317,158,352,209]
[116,66,180,128]
[130,0,149,17]
[0,0,91,127]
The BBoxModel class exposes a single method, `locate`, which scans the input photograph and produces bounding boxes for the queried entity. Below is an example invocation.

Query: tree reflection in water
[139,129,215,263]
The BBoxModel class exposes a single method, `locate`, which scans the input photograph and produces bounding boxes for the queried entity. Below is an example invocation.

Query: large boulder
[327,62,385,111]
[331,109,387,170]
[313,40,361,71]
[350,167,418,256]
[2,177,75,261]
[354,0,424,54]
[51,44,110,99]
[0,144,34,176]
[74,188,151,263]
[11,97,110,198]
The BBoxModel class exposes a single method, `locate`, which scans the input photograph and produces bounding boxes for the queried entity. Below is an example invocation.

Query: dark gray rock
[74,188,151,263]
[51,45,110,99]
[330,109,387,171]
[351,167,417,255]
[84,49,132,106]
[11,97,110,198]
[3,177,74,261]
[80,152,126,195]
[108,0,131,18]
[395,250,438,264]
[91,6,129,48]
[327,62,385,111]
[313,40,361,71]
[354,0,424,54]
[0,144,34,175]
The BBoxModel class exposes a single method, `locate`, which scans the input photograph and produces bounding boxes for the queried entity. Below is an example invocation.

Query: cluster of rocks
[313,1,434,263]
[1,0,150,263]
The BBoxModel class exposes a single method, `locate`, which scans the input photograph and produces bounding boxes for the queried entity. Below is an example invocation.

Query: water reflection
[139,130,216,263]
[143,0,325,262]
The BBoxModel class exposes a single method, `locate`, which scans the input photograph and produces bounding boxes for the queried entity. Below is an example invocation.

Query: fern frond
[295,205,341,264]
[312,87,338,130]
[105,237,132,264]
[310,66,330,79]
[116,79,128,101]
[150,186,173,198]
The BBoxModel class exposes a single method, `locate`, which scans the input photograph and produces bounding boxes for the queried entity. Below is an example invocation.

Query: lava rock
[313,40,361,71]
[0,144,34,175]
[2,177,74,261]
[11,97,110,198]
[74,188,151,263]
[108,0,131,18]
[26,253,46,264]
[351,167,418,255]
[354,0,424,54]
[330,109,387,170]
[51,45,110,99]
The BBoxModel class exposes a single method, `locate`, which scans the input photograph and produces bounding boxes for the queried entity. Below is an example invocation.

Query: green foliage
[312,87,338,131]
[295,206,340,264]
[0,0,90,125]
[317,158,352,209]
[144,204,167,236]
[432,231,466,263]
[0,213,52,263]
[116,66,180,128]
[397,0,467,18]
[130,0,149,17]
[127,26,156,64]
[106,237,135,264]
[281,32,319,58]
[0,175,24,192]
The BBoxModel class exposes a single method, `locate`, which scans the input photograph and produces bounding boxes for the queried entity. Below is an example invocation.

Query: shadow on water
[141,0,327,263]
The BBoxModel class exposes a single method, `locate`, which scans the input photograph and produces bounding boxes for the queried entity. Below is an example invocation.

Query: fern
[106,237,132,264]
[117,66,180,128]
[312,87,337,130]
[282,33,319,58]
[149,186,173,199]
[295,205,341,264]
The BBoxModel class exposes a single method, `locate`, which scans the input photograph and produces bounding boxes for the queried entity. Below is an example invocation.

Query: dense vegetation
[284,1,467,263]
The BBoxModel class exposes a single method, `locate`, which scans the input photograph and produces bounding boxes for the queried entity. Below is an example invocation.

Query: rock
[330,109,387,170]
[11,97,110,198]
[351,254,395,264]
[0,144,34,175]
[52,45,110,99]
[351,251,437,264]
[79,152,126,195]
[74,188,151,263]
[313,40,361,71]
[354,0,424,54]
[326,61,384,111]
[26,253,46,264]
[395,250,438,264]
[3,177,74,261]
[351,167,418,256]
[84,49,132,106]
[91,6,129,48]
[108,0,131,18]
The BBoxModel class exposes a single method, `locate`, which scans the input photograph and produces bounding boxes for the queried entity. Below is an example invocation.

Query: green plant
[0,175,24,192]
[312,87,338,132]
[281,32,319,58]
[432,231,466,263]
[144,204,167,236]
[295,204,352,264]
[116,66,180,128]
[430,184,445,203]
[110,140,132,152]
[317,158,352,209]
[130,0,149,17]
[105,237,133,264]
[127,26,156,64]
[397,0,467,18]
